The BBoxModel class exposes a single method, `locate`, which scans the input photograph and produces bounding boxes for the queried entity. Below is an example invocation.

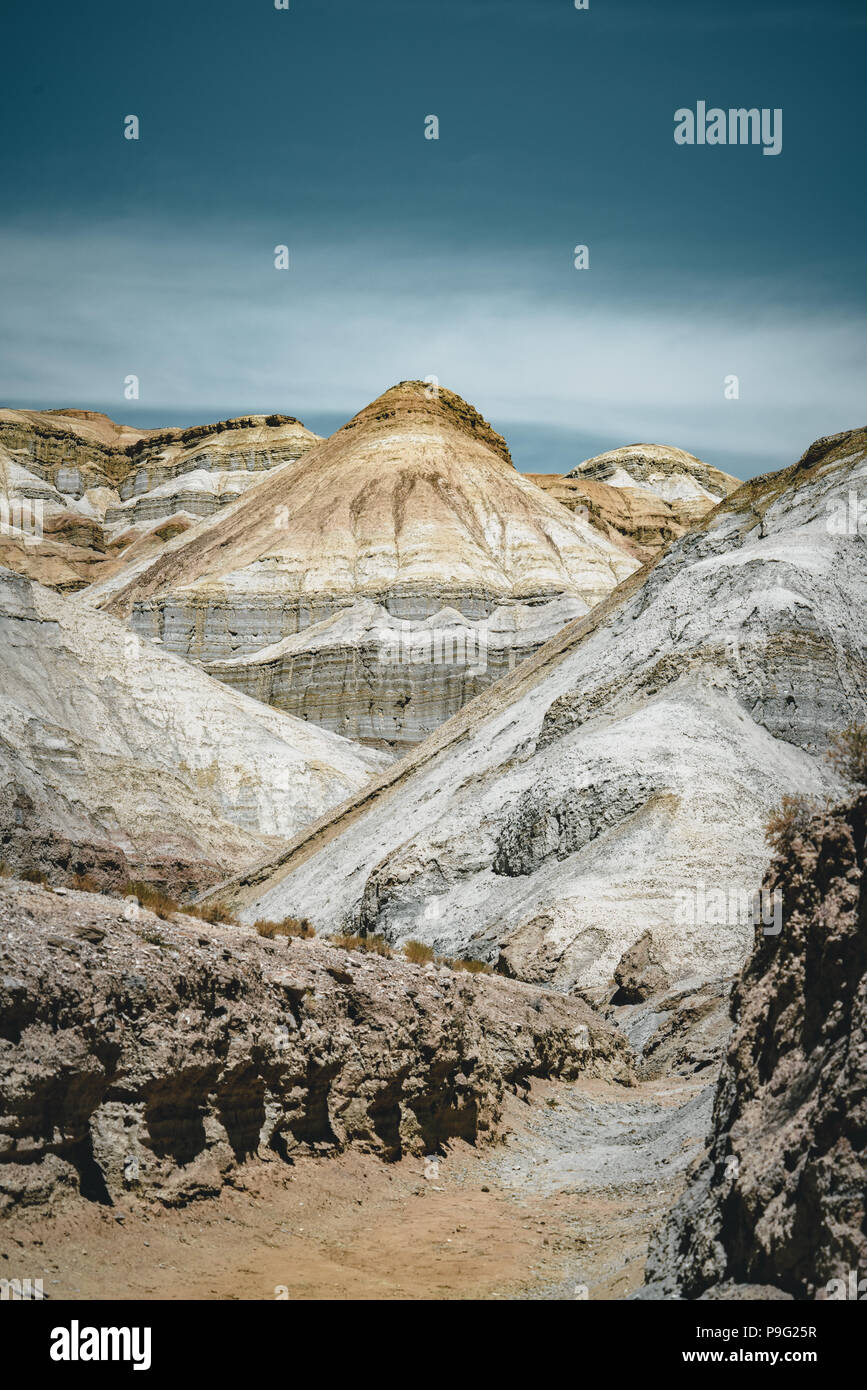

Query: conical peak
[337,381,514,468]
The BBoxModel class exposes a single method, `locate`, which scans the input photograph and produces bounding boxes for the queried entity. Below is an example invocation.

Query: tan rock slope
[0,568,385,894]
[98,382,638,750]
[207,427,867,989]
[526,473,689,564]
[0,409,320,592]
[529,443,741,564]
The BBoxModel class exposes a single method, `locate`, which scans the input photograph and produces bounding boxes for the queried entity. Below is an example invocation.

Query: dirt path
[1,1072,712,1301]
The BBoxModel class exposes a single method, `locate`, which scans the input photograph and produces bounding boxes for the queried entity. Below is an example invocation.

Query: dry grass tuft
[765,794,822,853]
[403,940,435,965]
[446,957,492,975]
[70,872,100,893]
[331,933,392,957]
[196,900,239,926]
[123,881,179,920]
[254,916,315,940]
[827,721,867,788]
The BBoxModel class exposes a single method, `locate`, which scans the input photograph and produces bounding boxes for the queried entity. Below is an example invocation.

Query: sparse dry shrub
[447,957,492,975]
[0,862,11,878]
[331,933,391,957]
[827,721,867,788]
[70,872,100,893]
[123,880,179,920]
[197,900,239,926]
[362,934,392,957]
[20,867,47,885]
[255,916,315,940]
[403,940,435,965]
[765,794,822,854]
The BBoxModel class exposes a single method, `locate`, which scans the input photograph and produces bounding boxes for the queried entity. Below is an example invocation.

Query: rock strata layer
[568,442,741,524]
[100,382,639,749]
[0,880,633,1210]
[526,473,690,564]
[0,410,320,592]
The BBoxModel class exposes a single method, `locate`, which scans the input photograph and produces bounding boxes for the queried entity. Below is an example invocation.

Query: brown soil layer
[1,1076,709,1301]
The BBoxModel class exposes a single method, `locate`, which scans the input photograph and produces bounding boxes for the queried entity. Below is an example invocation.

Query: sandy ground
[0,1074,712,1301]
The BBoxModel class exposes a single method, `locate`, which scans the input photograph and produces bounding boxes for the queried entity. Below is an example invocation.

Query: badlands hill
[0,568,385,894]
[99,382,639,751]
[208,427,867,989]
[569,443,741,523]
[0,408,320,591]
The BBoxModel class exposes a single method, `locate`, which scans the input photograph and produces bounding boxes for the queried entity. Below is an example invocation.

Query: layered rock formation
[100,382,639,751]
[0,410,320,592]
[0,879,633,1210]
[641,791,867,1300]
[208,428,867,989]
[0,568,386,894]
[568,442,741,525]
[527,473,690,564]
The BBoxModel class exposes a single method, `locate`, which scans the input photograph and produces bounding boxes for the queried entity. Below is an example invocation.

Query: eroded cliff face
[212,427,867,990]
[526,473,689,564]
[641,792,867,1301]
[100,382,638,749]
[0,881,633,1211]
[0,410,320,592]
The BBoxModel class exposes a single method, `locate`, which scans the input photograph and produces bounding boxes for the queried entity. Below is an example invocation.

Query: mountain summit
[100,382,638,749]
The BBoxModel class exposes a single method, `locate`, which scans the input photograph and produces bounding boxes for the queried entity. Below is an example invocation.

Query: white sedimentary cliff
[0,568,386,892]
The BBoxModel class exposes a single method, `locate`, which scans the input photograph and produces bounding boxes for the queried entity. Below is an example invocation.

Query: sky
[1,0,864,479]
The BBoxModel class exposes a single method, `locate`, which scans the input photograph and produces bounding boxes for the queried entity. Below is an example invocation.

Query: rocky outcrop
[99,382,638,749]
[0,409,318,503]
[0,880,633,1210]
[0,410,320,592]
[569,443,741,524]
[640,791,867,1300]
[526,473,688,563]
[0,568,386,894]
[611,931,670,1003]
[209,427,867,989]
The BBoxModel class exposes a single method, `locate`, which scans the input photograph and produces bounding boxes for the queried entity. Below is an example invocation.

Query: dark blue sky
[1,0,864,477]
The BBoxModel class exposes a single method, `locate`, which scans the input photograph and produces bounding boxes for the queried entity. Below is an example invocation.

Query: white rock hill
[0,568,386,892]
[211,428,867,988]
